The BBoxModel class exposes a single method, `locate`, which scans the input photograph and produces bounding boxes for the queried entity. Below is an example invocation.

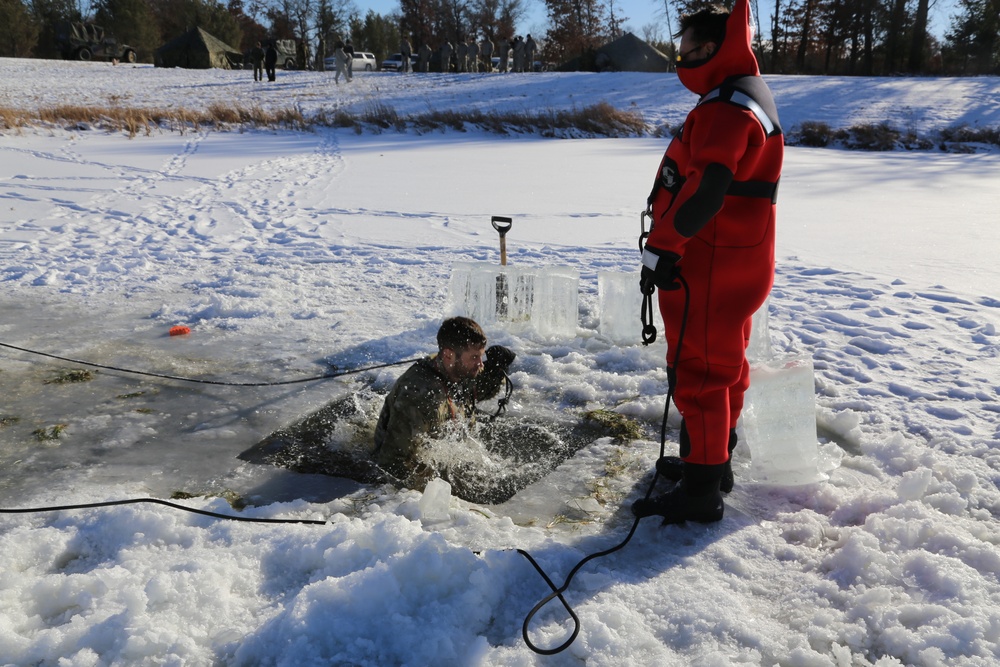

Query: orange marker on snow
[169,326,191,336]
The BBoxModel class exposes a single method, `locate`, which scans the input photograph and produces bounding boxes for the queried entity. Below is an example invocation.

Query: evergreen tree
[944,0,1000,73]
[93,0,160,60]
[0,0,39,57]
[882,0,911,72]
[907,0,929,71]
[151,0,243,47]
[347,9,400,59]
[29,0,80,58]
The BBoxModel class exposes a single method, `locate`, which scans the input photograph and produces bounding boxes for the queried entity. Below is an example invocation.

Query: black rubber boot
[653,419,692,484]
[655,427,738,493]
[632,462,726,524]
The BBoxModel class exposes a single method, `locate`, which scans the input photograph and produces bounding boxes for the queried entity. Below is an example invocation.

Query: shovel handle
[492,216,512,237]
[492,216,511,266]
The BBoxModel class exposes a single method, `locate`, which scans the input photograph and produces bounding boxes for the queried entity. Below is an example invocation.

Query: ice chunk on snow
[446,262,579,338]
[418,477,452,523]
[598,271,645,345]
[747,296,773,363]
[742,354,830,485]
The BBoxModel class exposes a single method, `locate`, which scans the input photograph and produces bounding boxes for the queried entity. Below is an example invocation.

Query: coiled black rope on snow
[517,274,690,655]
[0,340,419,387]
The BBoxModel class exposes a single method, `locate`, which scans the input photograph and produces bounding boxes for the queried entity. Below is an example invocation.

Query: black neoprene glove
[485,345,516,371]
[640,246,682,294]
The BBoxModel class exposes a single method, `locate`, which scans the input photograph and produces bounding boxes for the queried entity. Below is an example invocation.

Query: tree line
[753,0,1000,74]
[0,0,997,75]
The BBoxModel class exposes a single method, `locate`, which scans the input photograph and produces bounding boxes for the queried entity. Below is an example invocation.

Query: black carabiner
[638,209,651,253]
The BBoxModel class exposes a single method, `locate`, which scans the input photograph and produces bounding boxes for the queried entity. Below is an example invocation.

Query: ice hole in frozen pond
[238,389,617,506]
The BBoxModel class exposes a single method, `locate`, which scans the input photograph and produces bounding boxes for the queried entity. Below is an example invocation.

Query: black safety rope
[0,497,327,524]
[641,288,659,345]
[518,273,690,655]
[486,373,514,420]
[0,340,419,387]
[638,209,659,345]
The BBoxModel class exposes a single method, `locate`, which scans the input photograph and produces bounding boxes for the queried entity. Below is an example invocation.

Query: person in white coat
[332,42,351,84]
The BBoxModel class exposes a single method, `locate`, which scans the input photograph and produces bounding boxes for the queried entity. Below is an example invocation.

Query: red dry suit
[645,0,784,466]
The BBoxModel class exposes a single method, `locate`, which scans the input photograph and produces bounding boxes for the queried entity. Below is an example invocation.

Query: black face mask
[675,50,716,70]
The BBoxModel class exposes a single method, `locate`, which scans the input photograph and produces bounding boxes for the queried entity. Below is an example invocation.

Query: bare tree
[605,0,626,37]
[542,0,606,63]
[314,0,350,45]
[399,0,435,47]
[659,0,675,61]
[470,0,524,40]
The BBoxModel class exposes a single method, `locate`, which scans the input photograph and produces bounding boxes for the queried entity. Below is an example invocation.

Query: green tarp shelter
[154,27,243,69]
[559,32,673,73]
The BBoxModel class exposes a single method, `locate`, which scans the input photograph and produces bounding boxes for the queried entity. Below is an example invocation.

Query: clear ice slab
[447,262,579,338]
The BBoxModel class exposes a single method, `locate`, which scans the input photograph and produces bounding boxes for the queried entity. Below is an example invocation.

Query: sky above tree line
[353,0,956,44]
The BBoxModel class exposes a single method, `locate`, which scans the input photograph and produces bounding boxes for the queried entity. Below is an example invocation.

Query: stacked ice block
[597,270,646,345]
[447,262,579,338]
[742,299,831,485]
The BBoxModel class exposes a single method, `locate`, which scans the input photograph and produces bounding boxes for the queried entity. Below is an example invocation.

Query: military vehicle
[273,39,301,69]
[56,22,138,63]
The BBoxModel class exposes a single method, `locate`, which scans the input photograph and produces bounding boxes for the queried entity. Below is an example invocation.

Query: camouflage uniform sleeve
[373,363,449,486]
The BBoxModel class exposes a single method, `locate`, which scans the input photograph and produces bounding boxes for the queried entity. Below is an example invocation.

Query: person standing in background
[249,41,265,81]
[264,41,278,82]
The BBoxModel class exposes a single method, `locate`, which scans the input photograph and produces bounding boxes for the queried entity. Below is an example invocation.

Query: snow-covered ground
[1,58,999,666]
[6,57,1000,137]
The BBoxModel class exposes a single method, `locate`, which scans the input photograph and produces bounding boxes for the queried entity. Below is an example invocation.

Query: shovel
[492,216,512,318]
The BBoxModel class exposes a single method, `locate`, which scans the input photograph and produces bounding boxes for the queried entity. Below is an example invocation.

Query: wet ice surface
[0,286,659,521]
[0,292,326,504]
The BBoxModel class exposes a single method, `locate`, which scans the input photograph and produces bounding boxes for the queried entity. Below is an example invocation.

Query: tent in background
[559,32,672,73]
[154,28,243,69]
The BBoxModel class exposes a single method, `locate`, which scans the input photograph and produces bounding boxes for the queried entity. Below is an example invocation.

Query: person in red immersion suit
[632,0,783,524]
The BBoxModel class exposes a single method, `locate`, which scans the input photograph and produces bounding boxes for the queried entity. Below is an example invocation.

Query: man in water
[373,317,515,491]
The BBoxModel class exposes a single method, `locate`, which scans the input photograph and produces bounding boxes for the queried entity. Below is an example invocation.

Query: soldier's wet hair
[674,5,729,42]
[437,317,487,352]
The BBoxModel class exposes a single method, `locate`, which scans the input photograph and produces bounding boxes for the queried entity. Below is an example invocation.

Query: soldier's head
[437,317,487,381]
